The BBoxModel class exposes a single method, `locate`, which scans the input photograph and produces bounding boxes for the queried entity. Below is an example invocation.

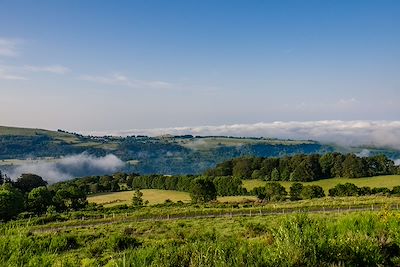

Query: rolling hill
[1,125,399,176]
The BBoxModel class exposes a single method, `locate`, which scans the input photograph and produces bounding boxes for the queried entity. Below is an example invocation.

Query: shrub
[109,235,141,252]
[49,235,78,252]
[300,185,325,199]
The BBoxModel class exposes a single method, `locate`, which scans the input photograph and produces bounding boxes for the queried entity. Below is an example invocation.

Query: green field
[3,204,400,266]
[88,189,192,206]
[88,190,259,207]
[179,137,314,151]
[243,175,400,193]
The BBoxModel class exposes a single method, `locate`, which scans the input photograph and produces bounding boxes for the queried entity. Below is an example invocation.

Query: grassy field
[88,189,192,206]
[179,137,314,150]
[3,206,400,266]
[243,175,400,193]
[88,190,259,207]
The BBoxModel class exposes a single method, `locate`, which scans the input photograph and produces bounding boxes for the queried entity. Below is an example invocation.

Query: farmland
[243,175,400,193]
[88,189,258,207]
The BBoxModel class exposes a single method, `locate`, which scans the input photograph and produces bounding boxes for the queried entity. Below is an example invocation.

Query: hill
[0,125,336,175]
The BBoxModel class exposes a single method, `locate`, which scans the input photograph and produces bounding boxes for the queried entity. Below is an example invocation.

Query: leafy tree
[342,154,366,178]
[255,182,287,201]
[190,178,217,203]
[132,189,144,207]
[53,186,87,211]
[27,186,53,214]
[213,176,244,196]
[232,158,253,179]
[0,184,24,221]
[319,153,336,178]
[328,183,359,197]
[271,168,280,181]
[300,185,325,199]
[289,182,304,201]
[14,173,47,193]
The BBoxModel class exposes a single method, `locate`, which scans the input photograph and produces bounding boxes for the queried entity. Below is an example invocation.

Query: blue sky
[0,0,399,132]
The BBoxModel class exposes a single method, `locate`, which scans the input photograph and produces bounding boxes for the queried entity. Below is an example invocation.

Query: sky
[0,0,399,133]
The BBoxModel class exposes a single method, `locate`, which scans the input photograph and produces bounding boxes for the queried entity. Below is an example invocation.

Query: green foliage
[329,183,360,197]
[27,186,53,214]
[109,235,141,251]
[14,173,47,193]
[49,235,78,252]
[289,182,304,201]
[207,153,399,182]
[190,178,217,203]
[53,185,87,211]
[300,185,325,199]
[254,182,287,201]
[213,176,245,196]
[0,184,24,221]
[132,190,144,207]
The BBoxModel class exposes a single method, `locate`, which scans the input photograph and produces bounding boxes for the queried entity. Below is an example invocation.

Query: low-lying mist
[91,120,400,151]
[3,153,124,183]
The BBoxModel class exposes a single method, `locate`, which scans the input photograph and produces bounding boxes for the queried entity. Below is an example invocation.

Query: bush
[49,235,78,252]
[300,185,325,199]
[109,235,141,251]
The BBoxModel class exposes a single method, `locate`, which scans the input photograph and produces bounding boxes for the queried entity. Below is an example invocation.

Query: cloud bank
[4,153,124,183]
[91,120,400,150]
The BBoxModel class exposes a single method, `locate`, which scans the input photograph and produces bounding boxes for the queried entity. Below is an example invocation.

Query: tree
[27,186,53,214]
[232,158,253,179]
[132,189,144,207]
[0,184,24,221]
[300,185,325,199]
[190,178,217,203]
[342,154,366,178]
[213,176,244,196]
[255,182,287,201]
[289,182,304,201]
[271,168,280,181]
[328,183,359,197]
[14,173,47,193]
[53,186,87,211]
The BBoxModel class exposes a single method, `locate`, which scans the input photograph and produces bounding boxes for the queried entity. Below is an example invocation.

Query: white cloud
[0,67,26,80]
[24,65,70,74]
[88,120,400,150]
[0,38,20,57]
[79,73,173,89]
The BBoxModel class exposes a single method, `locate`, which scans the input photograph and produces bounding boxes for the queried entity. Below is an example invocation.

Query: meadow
[2,207,400,266]
[88,189,257,207]
[243,175,400,192]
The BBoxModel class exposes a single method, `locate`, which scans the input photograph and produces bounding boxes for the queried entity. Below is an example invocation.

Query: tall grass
[2,210,400,266]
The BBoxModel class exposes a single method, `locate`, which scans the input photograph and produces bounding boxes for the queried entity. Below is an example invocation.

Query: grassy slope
[88,189,258,207]
[179,137,314,150]
[243,175,400,193]
[0,125,80,143]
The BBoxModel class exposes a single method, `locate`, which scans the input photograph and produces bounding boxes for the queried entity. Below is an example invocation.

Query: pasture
[243,175,400,193]
[88,190,259,207]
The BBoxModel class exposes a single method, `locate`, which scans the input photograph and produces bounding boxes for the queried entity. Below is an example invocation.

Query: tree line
[52,173,246,197]
[0,171,87,221]
[252,182,400,202]
[206,153,399,181]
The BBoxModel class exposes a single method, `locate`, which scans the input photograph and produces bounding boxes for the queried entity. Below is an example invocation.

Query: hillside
[1,125,399,176]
